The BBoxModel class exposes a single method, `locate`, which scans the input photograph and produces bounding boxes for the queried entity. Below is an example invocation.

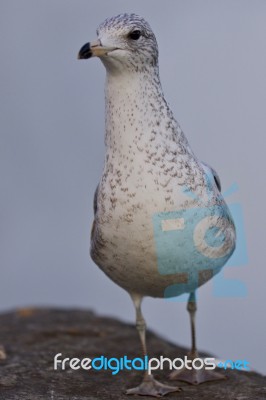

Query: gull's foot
[126,374,181,397]
[169,366,226,385]
[169,352,226,385]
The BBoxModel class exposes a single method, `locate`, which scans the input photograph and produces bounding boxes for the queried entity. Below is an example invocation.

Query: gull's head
[78,13,159,73]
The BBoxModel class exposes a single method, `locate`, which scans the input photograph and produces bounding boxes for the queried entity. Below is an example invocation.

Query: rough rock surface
[0,308,265,400]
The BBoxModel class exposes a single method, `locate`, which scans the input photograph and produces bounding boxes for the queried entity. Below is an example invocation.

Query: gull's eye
[128,30,142,40]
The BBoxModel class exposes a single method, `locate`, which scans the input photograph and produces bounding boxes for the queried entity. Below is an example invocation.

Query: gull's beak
[78,39,117,59]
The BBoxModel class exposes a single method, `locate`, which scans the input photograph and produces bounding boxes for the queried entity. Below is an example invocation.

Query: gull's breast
[90,168,236,298]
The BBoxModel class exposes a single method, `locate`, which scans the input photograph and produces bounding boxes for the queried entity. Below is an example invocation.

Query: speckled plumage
[87,13,236,298]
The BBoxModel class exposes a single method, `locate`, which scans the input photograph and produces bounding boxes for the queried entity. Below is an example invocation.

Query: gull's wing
[93,184,99,215]
[201,161,221,192]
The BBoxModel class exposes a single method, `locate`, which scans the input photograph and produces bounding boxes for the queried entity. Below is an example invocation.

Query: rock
[0,308,265,399]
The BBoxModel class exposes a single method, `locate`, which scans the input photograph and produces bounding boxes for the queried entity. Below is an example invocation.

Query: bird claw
[169,352,226,385]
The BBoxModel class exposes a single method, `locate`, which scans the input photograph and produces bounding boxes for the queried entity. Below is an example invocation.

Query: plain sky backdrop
[1,0,266,375]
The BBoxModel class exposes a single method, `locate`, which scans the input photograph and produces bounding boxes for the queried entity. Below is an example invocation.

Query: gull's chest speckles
[95,71,206,226]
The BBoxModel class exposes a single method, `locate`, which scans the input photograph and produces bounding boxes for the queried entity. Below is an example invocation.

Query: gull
[78,13,236,397]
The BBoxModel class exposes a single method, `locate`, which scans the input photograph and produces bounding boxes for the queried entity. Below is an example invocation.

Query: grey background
[1,0,265,375]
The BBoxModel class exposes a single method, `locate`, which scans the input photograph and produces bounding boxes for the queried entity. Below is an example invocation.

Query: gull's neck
[104,67,188,154]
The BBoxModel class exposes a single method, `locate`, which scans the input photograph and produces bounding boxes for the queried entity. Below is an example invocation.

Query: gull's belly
[91,189,236,298]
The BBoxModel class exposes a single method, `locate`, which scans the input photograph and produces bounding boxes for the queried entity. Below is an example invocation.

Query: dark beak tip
[78,42,92,60]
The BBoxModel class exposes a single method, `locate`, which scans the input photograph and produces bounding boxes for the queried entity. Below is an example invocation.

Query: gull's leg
[169,292,225,385]
[126,293,181,397]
